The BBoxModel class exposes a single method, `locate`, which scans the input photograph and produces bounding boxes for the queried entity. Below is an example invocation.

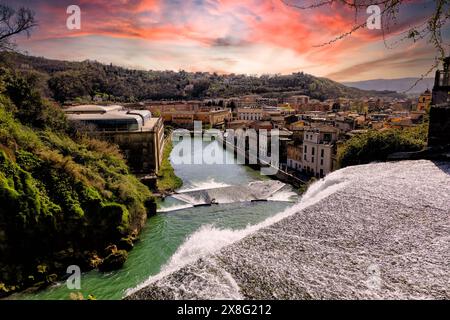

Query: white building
[237,108,265,121]
[301,126,338,178]
[285,95,310,105]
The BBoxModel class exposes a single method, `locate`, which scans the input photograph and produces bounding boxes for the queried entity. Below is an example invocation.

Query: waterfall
[126,160,450,299]
[126,169,349,297]
[171,180,290,206]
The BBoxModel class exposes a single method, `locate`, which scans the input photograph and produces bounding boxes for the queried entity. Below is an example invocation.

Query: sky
[10,0,450,82]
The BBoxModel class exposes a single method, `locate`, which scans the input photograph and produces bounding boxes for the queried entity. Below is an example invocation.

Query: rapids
[126,160,450,299]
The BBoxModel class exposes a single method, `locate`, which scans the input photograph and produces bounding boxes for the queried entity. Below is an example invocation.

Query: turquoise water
[13,138,297,300]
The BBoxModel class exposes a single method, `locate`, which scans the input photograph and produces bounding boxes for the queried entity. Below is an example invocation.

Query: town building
[284,95,310,106]
[237,108,265,121]
[65,105,164,176]
[417,89,432,111]
[148,103,231,129]
[301,126,338,178]
[287,144,303,172]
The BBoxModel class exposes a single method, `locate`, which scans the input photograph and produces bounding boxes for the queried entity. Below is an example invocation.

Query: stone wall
[90,119,164,175]
[428,105,450,148]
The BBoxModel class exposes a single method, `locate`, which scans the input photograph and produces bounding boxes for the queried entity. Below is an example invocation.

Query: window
[320,159,324,166]
[321,149,324,157]
[312,147,315,155]
[320,169,324,177]
[304,145,307,153]
[304,154,307,161]
[312,157,315,163]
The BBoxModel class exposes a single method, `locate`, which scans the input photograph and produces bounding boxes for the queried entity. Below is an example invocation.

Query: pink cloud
[14,0,445,80]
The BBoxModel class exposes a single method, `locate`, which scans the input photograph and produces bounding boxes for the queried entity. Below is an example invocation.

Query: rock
[103,244,118,256]
[88,253,103,268]
[99,250,128,272]
[118,237,134,251]
[45,273,58,284]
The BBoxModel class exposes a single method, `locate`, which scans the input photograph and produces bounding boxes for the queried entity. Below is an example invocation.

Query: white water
[172,180,289,206]
[267,189,298,202]
[126,170,350,297]
[157,203,194,213]
[177,178,231,193]
[127,160,450,300]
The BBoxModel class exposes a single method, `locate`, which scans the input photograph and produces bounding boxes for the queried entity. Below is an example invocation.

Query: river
[13,137,298,300]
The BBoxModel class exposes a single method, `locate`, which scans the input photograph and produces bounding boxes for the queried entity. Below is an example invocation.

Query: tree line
[0,52,403,105]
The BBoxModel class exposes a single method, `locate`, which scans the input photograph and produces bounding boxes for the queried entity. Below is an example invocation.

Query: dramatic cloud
[11,0,449,81]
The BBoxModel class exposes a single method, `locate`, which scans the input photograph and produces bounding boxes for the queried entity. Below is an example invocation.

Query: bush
[0,68,68,131]
[337,124,428,168]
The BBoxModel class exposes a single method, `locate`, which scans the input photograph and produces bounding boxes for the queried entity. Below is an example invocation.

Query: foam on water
[127,161,450,299]
[125,170,349,297]
[171,180,290,205]
[177,178,231,193]
[157,203,194,213]
[267,189,298,202]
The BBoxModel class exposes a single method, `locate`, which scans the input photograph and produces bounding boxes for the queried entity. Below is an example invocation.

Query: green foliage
[157,139,183,193]
[0,68,154,295]
[337,124,428,168]
[0,67,68,131]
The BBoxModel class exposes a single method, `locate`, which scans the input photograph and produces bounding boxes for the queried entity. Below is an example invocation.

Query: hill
[0,52,404,104]
[343,78,434,94]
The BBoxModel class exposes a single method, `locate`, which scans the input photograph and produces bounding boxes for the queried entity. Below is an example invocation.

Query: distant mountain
[0,52,404,104]
[343,78,434,94]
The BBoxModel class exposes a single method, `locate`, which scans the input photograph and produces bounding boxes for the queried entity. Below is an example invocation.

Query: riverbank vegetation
[0,67,155,297]
[157,139,183,193]
[337,123,428,168]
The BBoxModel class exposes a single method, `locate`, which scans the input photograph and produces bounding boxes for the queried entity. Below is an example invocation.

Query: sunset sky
[11,0,450,82]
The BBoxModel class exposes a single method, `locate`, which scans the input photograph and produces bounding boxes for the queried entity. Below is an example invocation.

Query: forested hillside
[0,52,403,104]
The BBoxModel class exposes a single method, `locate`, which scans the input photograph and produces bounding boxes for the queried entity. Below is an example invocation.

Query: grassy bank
[157,138,183,193]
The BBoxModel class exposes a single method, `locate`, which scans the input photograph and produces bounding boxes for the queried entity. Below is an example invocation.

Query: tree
[281,0,450,90]
[337,124,428,167]
[1,68,67,130]
[0,4,37,51]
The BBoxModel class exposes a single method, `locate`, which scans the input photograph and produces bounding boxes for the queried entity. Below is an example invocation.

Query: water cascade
[127,160,450,300]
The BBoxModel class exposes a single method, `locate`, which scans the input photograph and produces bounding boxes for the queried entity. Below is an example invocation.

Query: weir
[171,180,288,206]
[126,160,450,300]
